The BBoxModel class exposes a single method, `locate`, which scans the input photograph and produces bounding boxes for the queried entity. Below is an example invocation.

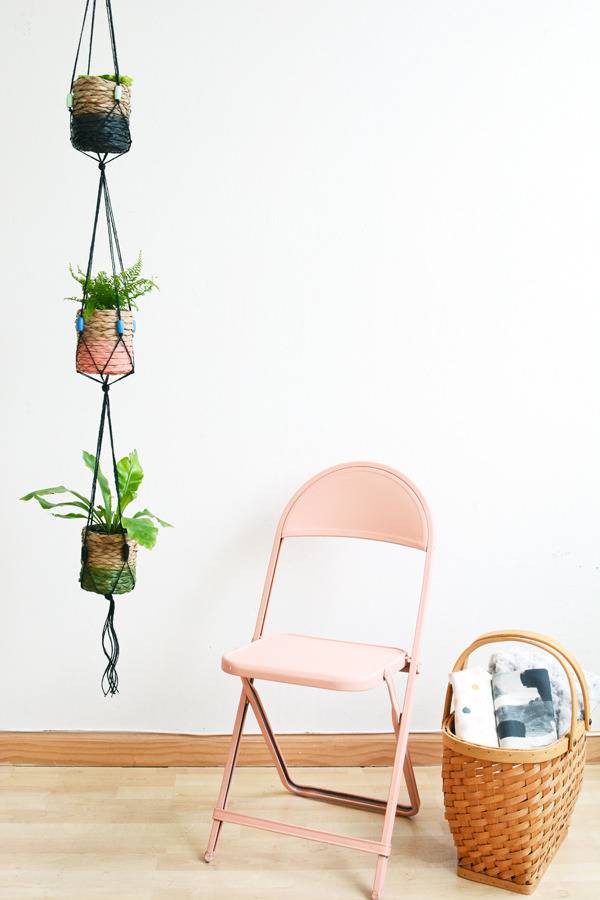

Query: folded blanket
[450,665,498,747]
[489,648,599,737]
[492,668,558,749]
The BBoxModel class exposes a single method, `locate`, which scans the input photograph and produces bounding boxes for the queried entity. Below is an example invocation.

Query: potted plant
[67,253,157,376]
[21,449,171,596]
[69,74,133,154]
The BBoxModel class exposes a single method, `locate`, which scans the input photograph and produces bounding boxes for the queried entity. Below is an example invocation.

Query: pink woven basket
[76,309,134,376]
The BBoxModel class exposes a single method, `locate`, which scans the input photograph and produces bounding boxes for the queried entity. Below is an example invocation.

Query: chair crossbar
[212,808,391,856]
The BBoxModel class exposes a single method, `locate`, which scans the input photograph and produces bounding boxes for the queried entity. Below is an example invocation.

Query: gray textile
[492,669,557,748]
[489,649,600,737]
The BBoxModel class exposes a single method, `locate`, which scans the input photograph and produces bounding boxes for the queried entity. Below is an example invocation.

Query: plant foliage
[21,450,171,550]
[67,253,158,320]
[76,73,134,86]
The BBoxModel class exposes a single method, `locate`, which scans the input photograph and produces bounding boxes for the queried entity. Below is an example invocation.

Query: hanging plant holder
[70,75,132,155]
[76,308,135,376]
[70,157,140,384]
[29,0,167,697]
[80,528,138,595]
[68,0,132,160]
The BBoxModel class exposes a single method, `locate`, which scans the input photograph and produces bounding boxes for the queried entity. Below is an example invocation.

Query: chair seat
[221,632,408,692]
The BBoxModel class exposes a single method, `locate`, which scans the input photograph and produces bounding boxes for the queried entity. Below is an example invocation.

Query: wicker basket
[76,308,134,376]
[442,630,590,895]
[70,75,132,154]
[80,528,138,595]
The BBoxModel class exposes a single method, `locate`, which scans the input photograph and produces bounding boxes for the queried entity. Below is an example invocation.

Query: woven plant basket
[442,630,590,895]
[70,75,131,154]
[76,308,134,376]
[80,528,138,595]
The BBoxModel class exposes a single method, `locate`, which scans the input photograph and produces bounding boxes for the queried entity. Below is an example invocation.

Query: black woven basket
[71,111,131,154]
[69,75,132,155]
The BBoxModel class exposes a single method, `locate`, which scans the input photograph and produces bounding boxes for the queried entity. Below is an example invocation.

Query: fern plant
[21,450,171,550]
[67,253,158,320]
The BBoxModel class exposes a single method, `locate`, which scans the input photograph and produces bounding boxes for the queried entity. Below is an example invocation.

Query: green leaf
[122,515,158,549]
[20,488,93,516]
[52,512,87,519]
[95,505,112,528]
[21,485,69,502]
[41,499,90,513]
[133,508,172,528]
[69,489,95,505]
[82,451,112,521]
[117,450,144,513]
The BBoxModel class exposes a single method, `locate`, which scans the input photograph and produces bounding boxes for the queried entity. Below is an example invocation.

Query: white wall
[2,1,599,735]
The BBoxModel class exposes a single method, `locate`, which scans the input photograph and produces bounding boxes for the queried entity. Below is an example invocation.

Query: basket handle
[442,630,591,750]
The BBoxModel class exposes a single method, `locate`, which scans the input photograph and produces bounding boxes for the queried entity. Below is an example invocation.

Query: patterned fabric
[450,666,499,747]
[492,668,558,749]
[489,648,600,736]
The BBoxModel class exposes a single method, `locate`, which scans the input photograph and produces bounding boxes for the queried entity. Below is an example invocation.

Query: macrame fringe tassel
[101,593,120,696]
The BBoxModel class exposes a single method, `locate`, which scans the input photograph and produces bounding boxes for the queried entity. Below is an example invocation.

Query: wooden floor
[0,765,598,899]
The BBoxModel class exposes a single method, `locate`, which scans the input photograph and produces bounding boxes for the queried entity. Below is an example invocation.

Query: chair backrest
[253,463,433,655]
[280,462,429,551]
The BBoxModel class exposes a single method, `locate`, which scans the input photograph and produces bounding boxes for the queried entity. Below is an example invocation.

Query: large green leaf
[122,515,157,549]
[117,450,144,514]
[82,451,112,522]
[21,485,69,503]
[133,508,172,528]
[21,488,91,515]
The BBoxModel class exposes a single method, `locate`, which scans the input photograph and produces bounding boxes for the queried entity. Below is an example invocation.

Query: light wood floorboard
[0,765,598,899]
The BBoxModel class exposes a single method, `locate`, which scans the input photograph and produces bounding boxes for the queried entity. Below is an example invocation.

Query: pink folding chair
[204,462,433,900]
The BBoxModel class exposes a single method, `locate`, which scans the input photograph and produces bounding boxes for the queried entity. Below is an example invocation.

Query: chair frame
[204,462,433,900]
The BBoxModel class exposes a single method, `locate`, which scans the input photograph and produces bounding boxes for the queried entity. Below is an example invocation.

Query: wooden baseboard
[0,731,598,767]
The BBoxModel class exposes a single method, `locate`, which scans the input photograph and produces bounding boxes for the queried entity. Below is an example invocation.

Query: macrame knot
[98,160,106,171]
[102,381,110,393]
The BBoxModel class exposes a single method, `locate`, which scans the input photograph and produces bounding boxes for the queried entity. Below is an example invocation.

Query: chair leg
[372,855,389,900]
[385,674,420,815]
[401,748,420,815]
[204,688,249,863]
[242,678,420,818]
[370,669,419,899]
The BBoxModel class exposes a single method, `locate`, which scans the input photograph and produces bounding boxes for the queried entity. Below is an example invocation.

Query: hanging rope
[68,0,136,694]
[101,594,120,695]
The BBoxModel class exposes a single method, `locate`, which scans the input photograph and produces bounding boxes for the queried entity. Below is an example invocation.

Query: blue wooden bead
[116,319,125,335]
[132,319,137,334]
[76,315,85,332]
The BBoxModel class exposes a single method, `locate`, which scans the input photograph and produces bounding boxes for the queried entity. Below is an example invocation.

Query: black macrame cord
[69,0,131,159]
[69,0,135,695]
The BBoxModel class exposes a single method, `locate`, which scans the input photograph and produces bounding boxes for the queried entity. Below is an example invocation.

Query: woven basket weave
[72,76,131,116]
[71,76,131,153]
[76,308,134,376]
[81,528,138,596]
[442,630,589,895]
